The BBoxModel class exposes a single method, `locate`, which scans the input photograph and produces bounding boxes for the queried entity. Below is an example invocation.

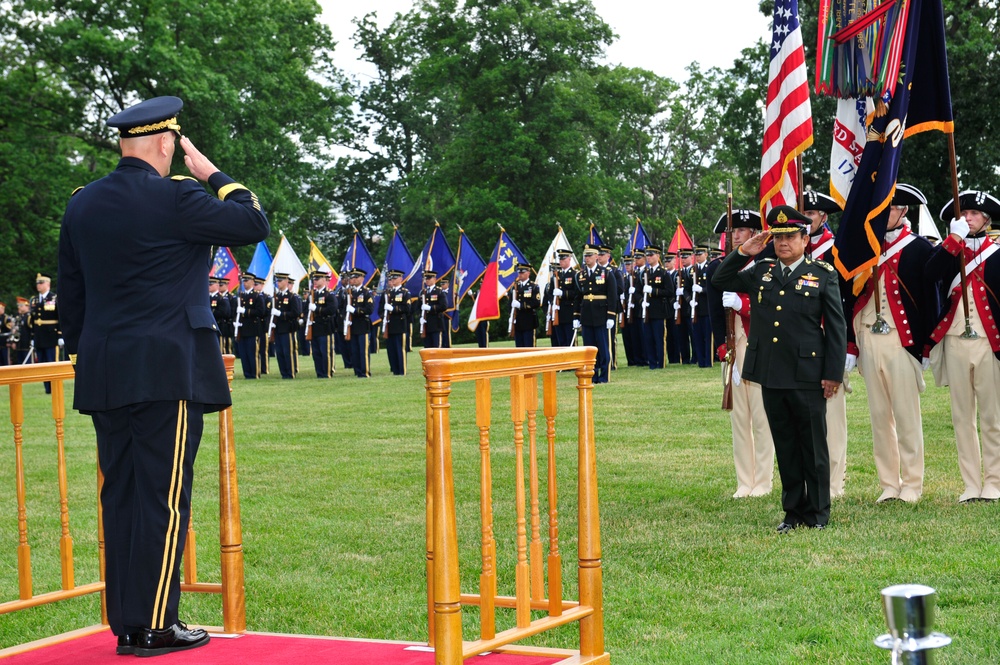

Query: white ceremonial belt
[812,239,834,258]
[878,233,915,266]
[948,243,998,293]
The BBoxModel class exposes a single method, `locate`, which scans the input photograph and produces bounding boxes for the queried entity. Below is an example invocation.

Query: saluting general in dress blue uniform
[58,96,269,657]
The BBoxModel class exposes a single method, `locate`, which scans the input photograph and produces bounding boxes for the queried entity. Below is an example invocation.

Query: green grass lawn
[2,340,999,663]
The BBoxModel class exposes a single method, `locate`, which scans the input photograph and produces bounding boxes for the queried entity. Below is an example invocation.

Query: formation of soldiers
[2,273,65,393]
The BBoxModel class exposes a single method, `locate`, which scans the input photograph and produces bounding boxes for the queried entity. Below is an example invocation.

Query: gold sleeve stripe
[218,182,249,201]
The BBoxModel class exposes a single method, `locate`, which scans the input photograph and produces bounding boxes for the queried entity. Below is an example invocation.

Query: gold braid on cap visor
[124,117,180,136]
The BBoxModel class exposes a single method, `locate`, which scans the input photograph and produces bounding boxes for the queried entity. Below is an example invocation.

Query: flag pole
[796,155,805,211]
[948,133,977,339]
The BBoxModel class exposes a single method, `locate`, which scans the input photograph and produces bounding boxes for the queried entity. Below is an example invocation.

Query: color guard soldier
[29,272,61,392]
[209,277,231,354]
[629,250,649,366]
[235,272,267,378]
[842,184,934,504]
[472,287,490,347]
[597,245,623,368]
[252,276,270,374]
[802,190,850,498]
[619,253,638,365]
[344,268,374,377]
[511,262,542,347]
[926,189,1000,502]
[419,270,448,348]
[270,272,302,379]
[541,259,560,343]
[13,297,31,364]
[686,246,713,367]
[382,270,411,374]
[707,209,775,498]
[286,277,303,375]
[0,301,10,366]
[712,206,847,531]
[571,244,618,383]
[307,270,337,378]
[640,245,671,369]
[548,249,577,346]
[673,250,694,364]
[218,277,238,355]
[439,278,454,348]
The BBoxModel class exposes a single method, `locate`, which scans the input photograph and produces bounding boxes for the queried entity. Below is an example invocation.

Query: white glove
[950,216,970,239]
[572,319,582,330]
[421,304,432,312]
[553,288,563,297]
[385,304,394,312]
[690,300,698,308]
[675,287,684,296]
[553,304,560,311]
[419,317,426,325]
[271,307,281,317]
[673,302,681,311]
[346,305,356,314]
[732,363,741,387]
[237,305,247,314]
[643,285,653,294]
[692,283,703,294]
[606,319,615,330]
[307,303,316,312]
[57,337,65,347]
[629,286,636,294]
[512,300,521,309]
[722,291,742,312]
[921,357,931,371]
[845,354,857,373]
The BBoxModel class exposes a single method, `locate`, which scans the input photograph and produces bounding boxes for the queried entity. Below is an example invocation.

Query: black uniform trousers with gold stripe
[349,331,370,377]
[93,400,204,636]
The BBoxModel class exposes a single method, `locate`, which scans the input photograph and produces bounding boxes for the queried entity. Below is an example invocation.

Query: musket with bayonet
[343,286,353,342]
[722,180,736,411]
[508,281,519,337]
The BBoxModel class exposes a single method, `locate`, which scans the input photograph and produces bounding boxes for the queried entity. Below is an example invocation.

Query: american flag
[759,0,813,216]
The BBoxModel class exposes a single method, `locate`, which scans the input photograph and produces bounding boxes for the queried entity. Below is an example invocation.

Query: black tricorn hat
[892,183,927,207]
[939,190,1000,221]
[714,209,763,234]
[801,190,842,214]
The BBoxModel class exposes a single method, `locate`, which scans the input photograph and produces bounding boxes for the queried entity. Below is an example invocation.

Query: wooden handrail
[0,357,246,635]
[421,347,609,665]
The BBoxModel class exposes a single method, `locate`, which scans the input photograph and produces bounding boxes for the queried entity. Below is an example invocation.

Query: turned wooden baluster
[424,384,435,647]
[50,380,75,590]
[218,355,246,633]
[525,374,544,602]
[476,378,496,640]
[9,384,32,600]
[183,516,198,584]
[509,374,530,629]
[576,361,604,658]
[543,370,562,617]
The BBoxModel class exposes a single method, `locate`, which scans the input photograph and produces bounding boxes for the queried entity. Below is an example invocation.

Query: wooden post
[476,378,496,640]
[10,383,32,600]
[428,376,462,664]
[218,355,246,633]
[509,374,531,629]
[526,374,544,602]
[183,515,198,585]
[543,371,562,617]
[576,352,604,657]
[425,383,435,646]
[50,379,75,590]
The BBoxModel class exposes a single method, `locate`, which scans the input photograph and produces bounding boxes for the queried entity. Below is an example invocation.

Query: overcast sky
[319,0,772,85]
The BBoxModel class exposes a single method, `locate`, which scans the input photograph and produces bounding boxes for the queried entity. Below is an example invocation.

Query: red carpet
[2,630,563,664]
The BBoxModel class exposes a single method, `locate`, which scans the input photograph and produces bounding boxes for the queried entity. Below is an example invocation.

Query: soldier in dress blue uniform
[712,206,847,532]
[571,244,618,384]
[420,270,448,348]
[439,278,454,348]
[672,251,694,364]
[209,277,231,355]
[618,253,638,366]
[58,95,269,656]
[0,302,11,366]
[511,263,542,347]
[252,276,271,374]
[270,273,302,379]
[307,270,337,378]
[547,249,576,346]
[640,245,671,369]
[382,270,411,374]
[687,245,714,368]
[29,273,61,392]
[13,297,31,364]
[597,245,623,369]
[471,287,490,347]
[235,272,267,379]
[344,268,375,377]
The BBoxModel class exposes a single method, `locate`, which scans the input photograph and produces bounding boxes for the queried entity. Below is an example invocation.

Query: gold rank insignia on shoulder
[71,186,85,197]
[813,259,835,272]
[170,175,197,182]
[760,257,776,264]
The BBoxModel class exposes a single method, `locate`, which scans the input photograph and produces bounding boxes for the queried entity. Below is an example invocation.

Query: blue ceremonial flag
[340,229,379,288]
[373,228,415,324]
[450,229,488,332]
[628,218,651,254]
[587,223,604,247]
[247,241,273,293]
[404,224,456,296]
[831,0,954,283]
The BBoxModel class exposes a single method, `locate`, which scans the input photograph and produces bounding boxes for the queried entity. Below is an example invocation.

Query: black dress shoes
[134,622,210,658]
[116,633,138,656]
[776,520,798,534]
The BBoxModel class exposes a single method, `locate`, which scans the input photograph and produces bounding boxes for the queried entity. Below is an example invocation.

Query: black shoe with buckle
[116,633,139,656]
[134,622,210,658]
